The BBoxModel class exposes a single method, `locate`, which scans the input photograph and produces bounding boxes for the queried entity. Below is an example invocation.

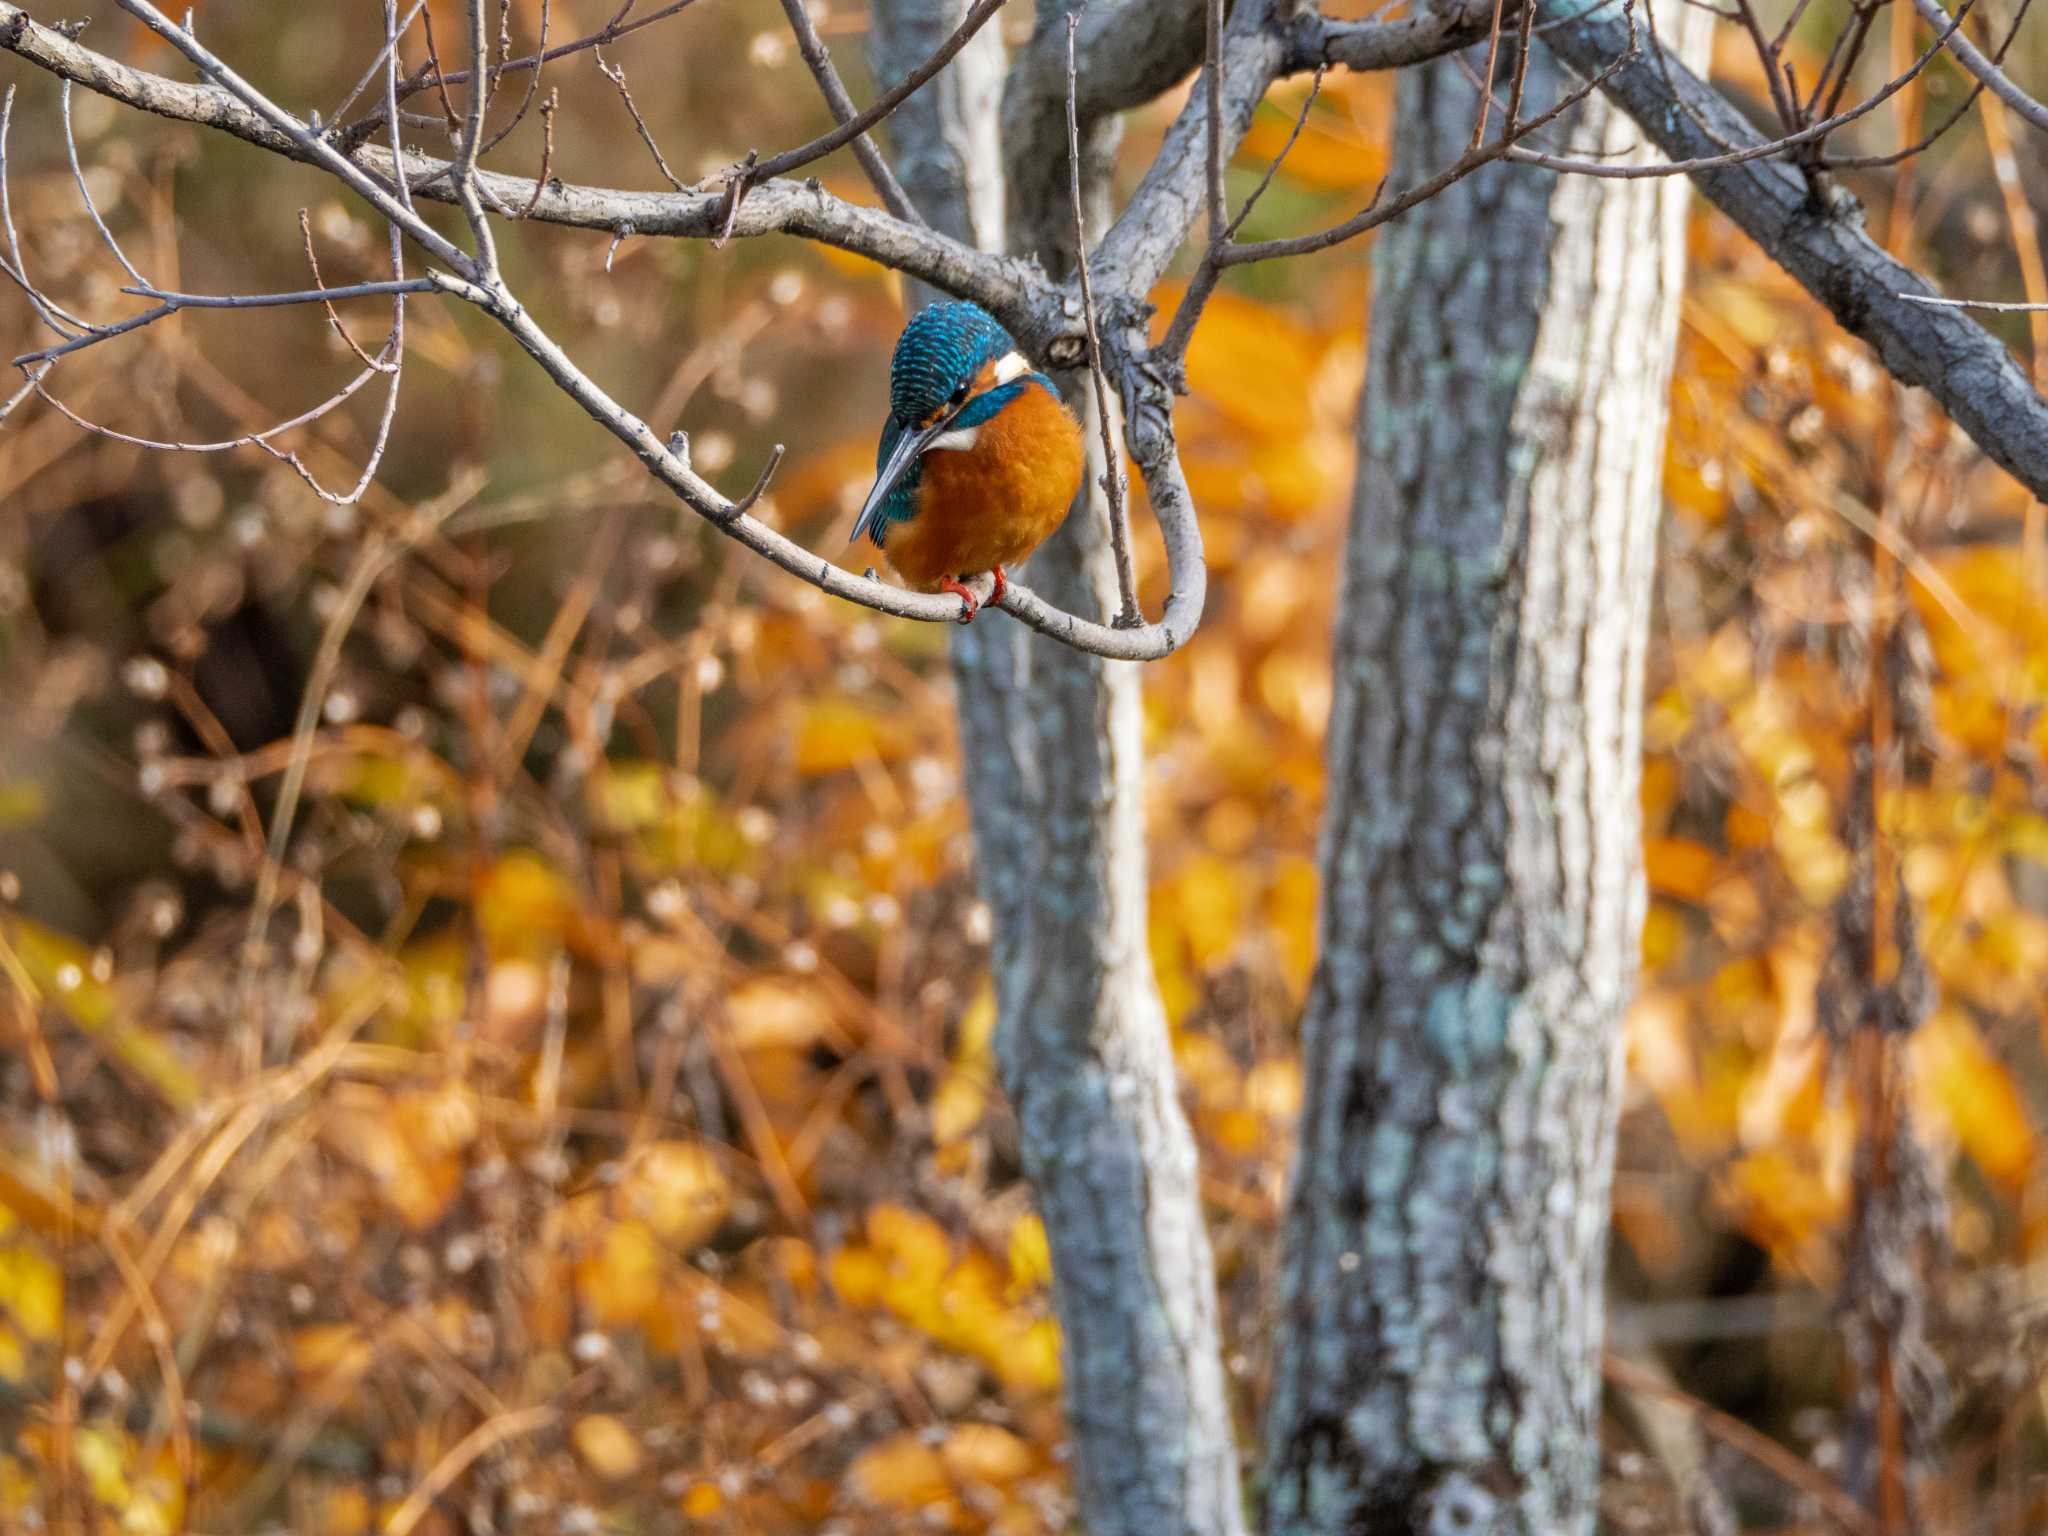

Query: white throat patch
[926,353,1029,452]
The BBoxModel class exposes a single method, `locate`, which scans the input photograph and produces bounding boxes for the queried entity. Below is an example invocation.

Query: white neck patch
[992,350,1030,384]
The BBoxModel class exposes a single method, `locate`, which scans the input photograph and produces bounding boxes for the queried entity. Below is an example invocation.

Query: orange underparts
[882,381,1084,612]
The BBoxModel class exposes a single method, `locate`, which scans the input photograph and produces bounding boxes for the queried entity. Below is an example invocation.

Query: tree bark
[871,8,1246,1535]
[1261,17,1709,1534]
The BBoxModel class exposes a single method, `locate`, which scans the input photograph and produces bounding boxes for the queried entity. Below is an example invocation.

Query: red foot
[988,565,1008,607]
[939,576,980,624]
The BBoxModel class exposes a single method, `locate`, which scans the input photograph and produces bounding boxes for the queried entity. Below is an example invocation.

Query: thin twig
[1159,67,1327,365]
[595,47,686,190]
[1223,2,1637,266]
[1205,0,1226,239]
[726,442,786,521]
[452,0,500,273]
[522,88,558,217]
[776,0,919,223]
[327,0,426,126]
[1066,14,1140,630]
[11,278,431,365]
[735,0,1007,188]
[299,209,392,369]
[1506,0,1967,179]
[1469,0,1513,148]
[1914,0,2048,134]
[61,80,148,287]
[479,0,549,152]
[418,1,463,130]
[1898,292,2048,312]
[381,1405,558,1536]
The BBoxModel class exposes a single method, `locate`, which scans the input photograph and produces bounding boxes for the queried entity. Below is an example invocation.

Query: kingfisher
[851,301,1085,621]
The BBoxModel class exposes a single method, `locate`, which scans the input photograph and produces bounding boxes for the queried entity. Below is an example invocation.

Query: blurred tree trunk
[871,7,1245,1535]
[1261,17,1710,1536]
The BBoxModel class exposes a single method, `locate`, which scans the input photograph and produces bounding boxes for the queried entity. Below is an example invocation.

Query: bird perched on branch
[852,300,1084,622]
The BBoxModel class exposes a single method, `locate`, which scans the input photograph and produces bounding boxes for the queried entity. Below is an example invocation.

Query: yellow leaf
[828,1245,888,1307]
[940,1423,1036,1485]
[1266,856,1318,1000]
[1235,96,1386,190]
[576,1220,663,1327]
[1718,1151,1844,1274]
[3,919,198,1108]
[1911,1010,2035,1188]
[846,1433,952,1508]
[0,1238,62,1342]
[1643,837,1719,904]
[679,1482,723,1519]
[619,1141,730,1248]
[726,978,832,1051]
[1244,1057,1302,1124]
[292,1323,374,1381]
[572,1414,644,1480]
[1175,853,1248,970]
[929,1073,986,1145]
[475,851,576,959]
[1006,1214,1051,1293]
[793,696,913,776]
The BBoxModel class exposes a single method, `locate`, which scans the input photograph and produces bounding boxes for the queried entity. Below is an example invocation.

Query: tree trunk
[1261,18,1708,1535]
[871,8,1245,1534]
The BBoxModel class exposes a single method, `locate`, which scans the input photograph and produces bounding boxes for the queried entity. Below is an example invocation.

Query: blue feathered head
[889,301,1015,427]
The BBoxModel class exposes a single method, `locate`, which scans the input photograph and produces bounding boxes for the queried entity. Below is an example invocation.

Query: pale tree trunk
[870,7,1246,1535]
[1261,16,1711,1535]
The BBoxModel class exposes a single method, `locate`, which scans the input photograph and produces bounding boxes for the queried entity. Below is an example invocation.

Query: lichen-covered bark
[873,8,1245,1534]
[1261,23,1707,1535]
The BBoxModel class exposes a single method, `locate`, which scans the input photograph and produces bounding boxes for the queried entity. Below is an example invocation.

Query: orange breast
[883,385,1085,593]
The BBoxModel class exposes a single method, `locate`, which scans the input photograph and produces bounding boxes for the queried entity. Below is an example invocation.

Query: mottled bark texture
[871,7,1246,1535]
[1261,17,1709,1535]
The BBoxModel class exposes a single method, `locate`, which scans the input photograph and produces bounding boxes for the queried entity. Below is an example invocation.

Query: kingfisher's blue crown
[889,301,1015,425]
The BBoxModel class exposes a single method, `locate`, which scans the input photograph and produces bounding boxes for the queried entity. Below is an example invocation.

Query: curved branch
[0,1,1203,658]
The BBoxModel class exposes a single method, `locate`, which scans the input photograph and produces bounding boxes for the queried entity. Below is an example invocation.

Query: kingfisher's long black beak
[850,409,960,546]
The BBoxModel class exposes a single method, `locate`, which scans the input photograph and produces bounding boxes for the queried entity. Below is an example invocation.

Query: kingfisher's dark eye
[950,380,971,405]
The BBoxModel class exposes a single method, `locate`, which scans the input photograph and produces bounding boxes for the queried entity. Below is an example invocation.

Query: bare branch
[1220,5,1634,268]
[1065,14,1140,630]
[593,46,686,190]
[1505,0,1972,177]
[329,0,427,126]
[0,6,1033,322]
[1899,293,2048,313]
[10,277,432,366]
[104,0,473,275]
[1913,0,2048,137]
[0,85,96,340]
[479,0,549,152]
[61,80,148,287]
[377,0,703,106]
[522,88,558,218]
[1205,0,1226,240]
[300,208,396,370]
[776,0,920,223]
[451,0,501,272]
[1533,0,2048,501]
[738,0,1007,189]
[1158,66,1327,367]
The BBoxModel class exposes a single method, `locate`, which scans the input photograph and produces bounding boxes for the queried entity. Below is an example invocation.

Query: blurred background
[1,1,2045,1531]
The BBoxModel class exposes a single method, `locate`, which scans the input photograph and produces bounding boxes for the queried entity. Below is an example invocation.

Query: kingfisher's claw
[939,576,980,624]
